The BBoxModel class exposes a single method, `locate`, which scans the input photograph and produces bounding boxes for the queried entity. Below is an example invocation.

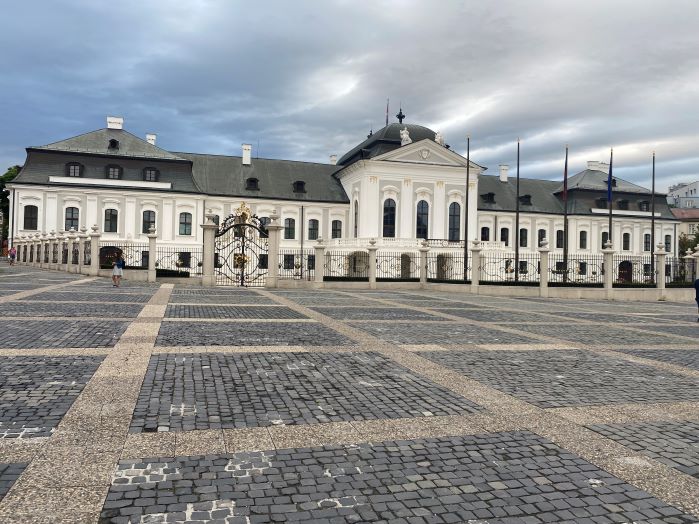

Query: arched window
[383,199,396,238]
[601,231,609,248]
[519,228,528,248]
[179,212,192,235]
[308,219,319,240]
[579,230,588,249]
[23,205,38,230]
[622,232,631,251]
[643,233,651,251]
[143,168,159,182]
[448,202,460,242]
[500,227,509,246]
[480,226,490,241]
[64,207,79,231]
[556,230,564,249]
[66,163,83,177]
[416,200,429,239]
[106,165,122,179]
[284,218,295,239]
[104,209,118,233]
[353,201,359,238]
[142,210,156,234]
[537,229,546,245]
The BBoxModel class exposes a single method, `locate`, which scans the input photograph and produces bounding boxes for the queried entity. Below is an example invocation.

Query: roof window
[246,177,259,191]
[480,192,495,204]
[65,162,83,177]
[519,194,532,205]
[617,199,629,210]
[143,168,159,182]
[639,200,650,212]
[108,139,120,150]
[293,180,306,193]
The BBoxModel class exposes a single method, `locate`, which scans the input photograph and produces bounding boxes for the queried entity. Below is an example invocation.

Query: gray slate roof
[478,175,564,214]
[556,169,650,194]
[175,152,349,203]
[338,123,438,165]
[31,128,187,161]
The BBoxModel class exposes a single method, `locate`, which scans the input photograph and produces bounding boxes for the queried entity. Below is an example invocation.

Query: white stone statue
[434,131,444,146]
[400,127,412,146]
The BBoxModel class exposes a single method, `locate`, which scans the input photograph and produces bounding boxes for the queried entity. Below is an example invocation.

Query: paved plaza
[0,264,698,523]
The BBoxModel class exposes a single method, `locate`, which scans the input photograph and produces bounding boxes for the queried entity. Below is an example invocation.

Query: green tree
[678,231,699,257]
[1,165,21,242]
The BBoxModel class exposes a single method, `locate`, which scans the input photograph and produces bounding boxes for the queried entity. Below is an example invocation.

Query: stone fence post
[201,213,217,287]
[538,239,551,298]
[77,227,87,274]
[314,239,325,284]
[89,225,101,276]
[57,231,66,271]
[266,212,282,288]
[66,228,76,273]
[419,240,429,288]
[654,242,667,298]
[602,241,615,300]
[368,239,378,289]
[30,234,37,266]
[15,236,23,264]
[147,226,158,283]
[38,233,46,268]
[47,231,55,269]
[470,240,482,294]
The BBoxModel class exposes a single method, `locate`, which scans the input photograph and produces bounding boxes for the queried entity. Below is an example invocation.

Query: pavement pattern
[0,262,697,523]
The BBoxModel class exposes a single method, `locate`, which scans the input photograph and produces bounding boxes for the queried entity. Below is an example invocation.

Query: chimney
[499,164,509,183]
[587,161,609,174]
[329,154,337,165]
[106,116,123,130]
[242,144,252,165]
[146,133,157,146]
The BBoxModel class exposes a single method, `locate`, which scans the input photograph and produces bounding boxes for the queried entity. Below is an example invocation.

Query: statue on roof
[434,131,445,146]
[400,127,412,146]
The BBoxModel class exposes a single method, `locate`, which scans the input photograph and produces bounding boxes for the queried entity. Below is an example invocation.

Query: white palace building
[7,116,678,265]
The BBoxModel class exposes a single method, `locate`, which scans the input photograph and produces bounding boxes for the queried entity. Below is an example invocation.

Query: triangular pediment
[372,139,479,169]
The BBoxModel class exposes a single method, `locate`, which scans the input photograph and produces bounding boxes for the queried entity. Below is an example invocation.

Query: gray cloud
[1,0,698,191]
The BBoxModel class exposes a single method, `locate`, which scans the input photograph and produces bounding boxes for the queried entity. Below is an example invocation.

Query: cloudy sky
[2,0,698,190]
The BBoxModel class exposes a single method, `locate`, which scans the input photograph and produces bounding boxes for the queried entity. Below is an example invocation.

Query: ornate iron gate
[215,204,269,286]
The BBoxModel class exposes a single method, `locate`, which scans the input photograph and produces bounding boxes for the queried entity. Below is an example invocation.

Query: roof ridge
[173,151,338,168]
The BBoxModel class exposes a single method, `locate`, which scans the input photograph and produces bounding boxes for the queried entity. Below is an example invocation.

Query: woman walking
[112,254,125,287]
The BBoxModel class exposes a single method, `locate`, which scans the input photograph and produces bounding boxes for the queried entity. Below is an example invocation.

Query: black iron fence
[377,251,420,281]
[61,241,68,264]
[549,254,605,287]
[479,252,540,285]
[71,243,80,265]
[99,242,149,269]
[612,255,655,287]
[52,243,58,264]
[278,249,315,280]
[324,250,369,281]
[155,246,203,277]
[665,257,697,287]
[427,252,470,282]
[83,240,91,266]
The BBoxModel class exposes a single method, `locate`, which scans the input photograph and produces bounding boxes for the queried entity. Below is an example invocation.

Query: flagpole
[607,148,614,247]
[385,98,389,127]
[464,135,470,281]
[515,138,520,282]
[563,145,569,283]
[650,151,656,280]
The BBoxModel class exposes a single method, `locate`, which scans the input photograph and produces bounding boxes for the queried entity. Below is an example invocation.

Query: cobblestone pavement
[587,421,699,479]
[0,264,698,523]
[130,352,482,432]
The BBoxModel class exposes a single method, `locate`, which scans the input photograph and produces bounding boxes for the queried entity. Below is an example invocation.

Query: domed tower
[333,119,485,241]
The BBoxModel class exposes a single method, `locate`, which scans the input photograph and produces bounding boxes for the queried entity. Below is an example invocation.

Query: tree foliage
[678,231,699,257]
[1,165,21,240]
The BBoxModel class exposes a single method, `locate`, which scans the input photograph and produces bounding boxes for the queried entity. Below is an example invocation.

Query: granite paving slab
[164,305,307,319]
[19,292,152,303]
[513,322,689,344]
[0,463,27,501]
[100,432,696,523]
[432,308,552,323]
[156,321,353,347]
[631,323,699,339]
[0,320,130,348]
[168,294,276,305]
[1,302,144,318]
[418,349,699,408]
[130,351,482,432]
[349,321,540,345]
[587,420,699,479]
[0,355,104,437]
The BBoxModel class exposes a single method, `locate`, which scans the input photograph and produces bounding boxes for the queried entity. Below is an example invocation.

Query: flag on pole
[563,145,569,204]
[607,148,614,203]
[385,99,389,127]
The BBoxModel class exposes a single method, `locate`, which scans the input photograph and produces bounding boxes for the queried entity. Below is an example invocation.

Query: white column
[538,240,551,298]
[314,239,325,284]
[368,239,378,289]
[470,240,482,293]
[419,240,429,288]
[400,179,413,238]
[89,225,101,276]
[147,227,158,283]
[266,212,282,288]
[433,181,446,239]
[201,215,217,287]
[602,241,615,300]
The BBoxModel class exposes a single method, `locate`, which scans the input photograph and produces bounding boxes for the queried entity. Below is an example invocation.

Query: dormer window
[617,199,629,210]
[519,194,532,205]
[106,165,122,179]
[66,162,83,177]
[246,177,259,190]
[611,178,617,187]
[293,180,306,193]
[108,139,120,150]
[639,201,650,212]
[596,197,607,208]
[143,168,159,182]
[480,192,495,204]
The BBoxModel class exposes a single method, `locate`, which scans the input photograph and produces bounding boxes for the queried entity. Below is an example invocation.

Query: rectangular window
[556,230,564,249]
[519,228,528,248]
[643,234,651,251]
[518,261,528,274]
[142,210,156,234]
[284,219,295,240]
[643,263,652,276]
[141,251,149,269]
[664,235,672,252]
[179,213,192,236]
[308,255,315,270]
[283,254,295,270]
[107,166,121,179]
[331,220,342,239]
[23,205,38,230]
[178,252,191,268]
[104,209,118,233]
[480,227,490,241]
[308,219,319,241]
[500,228,509,246]
[579,231,587,249]
[578,262,587,275]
